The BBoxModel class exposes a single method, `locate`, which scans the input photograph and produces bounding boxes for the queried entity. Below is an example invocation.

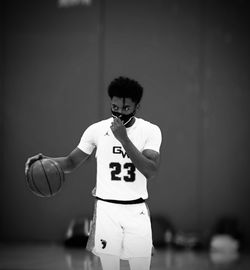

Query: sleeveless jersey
[77,117,162,200]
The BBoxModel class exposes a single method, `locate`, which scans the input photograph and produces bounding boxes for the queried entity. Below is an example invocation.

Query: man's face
[110,96,139,126]
[110,96,137,115]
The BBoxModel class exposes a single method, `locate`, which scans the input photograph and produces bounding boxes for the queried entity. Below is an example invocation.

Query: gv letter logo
[113,146,129,158]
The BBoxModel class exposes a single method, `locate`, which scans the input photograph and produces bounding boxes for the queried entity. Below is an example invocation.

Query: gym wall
[1,0,250,246]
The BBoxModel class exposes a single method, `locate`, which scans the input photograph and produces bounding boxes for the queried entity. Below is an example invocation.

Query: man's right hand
[25,153,44,175]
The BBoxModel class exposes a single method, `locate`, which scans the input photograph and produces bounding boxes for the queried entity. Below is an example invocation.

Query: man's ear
[136,103,141,112]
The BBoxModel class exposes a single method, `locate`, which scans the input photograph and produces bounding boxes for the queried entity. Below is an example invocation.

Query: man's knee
[99,254,120,270]
[129,257,151,270]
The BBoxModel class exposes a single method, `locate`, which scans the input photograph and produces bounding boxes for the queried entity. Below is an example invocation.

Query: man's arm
[25,147,90,175]
[122,140,160,180]
[110,117,160,180]
[52,147,90,173]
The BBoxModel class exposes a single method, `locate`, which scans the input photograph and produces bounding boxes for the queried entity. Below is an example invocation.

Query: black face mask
[111,110,136,126]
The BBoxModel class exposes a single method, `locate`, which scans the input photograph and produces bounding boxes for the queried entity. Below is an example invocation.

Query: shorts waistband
[95,196,145,205]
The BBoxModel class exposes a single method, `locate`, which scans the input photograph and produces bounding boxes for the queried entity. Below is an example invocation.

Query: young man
[25,76,162,270]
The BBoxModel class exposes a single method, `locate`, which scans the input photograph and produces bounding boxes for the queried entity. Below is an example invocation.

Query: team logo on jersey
[100,239,107,249]
[113,146,129,158]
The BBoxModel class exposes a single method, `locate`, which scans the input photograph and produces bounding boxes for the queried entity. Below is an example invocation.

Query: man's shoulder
[92,117,112,127]
[87,117,111,127]
[136,118,162,146]
[85,117,112,134]
[136,118,161,131]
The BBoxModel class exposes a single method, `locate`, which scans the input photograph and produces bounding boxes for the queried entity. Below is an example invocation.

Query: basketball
[26,158,65,197]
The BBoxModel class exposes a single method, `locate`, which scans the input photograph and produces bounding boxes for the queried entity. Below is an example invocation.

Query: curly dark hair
[108,76,143,104]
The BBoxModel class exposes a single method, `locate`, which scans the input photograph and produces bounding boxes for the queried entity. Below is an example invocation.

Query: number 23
[109,162,136,182]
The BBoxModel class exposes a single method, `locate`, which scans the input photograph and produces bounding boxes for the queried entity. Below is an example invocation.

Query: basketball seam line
[40,159,53,196]
[49,159,64,188]
[31,161,46,197]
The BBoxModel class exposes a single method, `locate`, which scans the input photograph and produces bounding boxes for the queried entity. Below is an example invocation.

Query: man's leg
[128,257,151,270]
[99,254,120,270]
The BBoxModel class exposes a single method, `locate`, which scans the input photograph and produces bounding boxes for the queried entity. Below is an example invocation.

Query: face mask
[111,110,136,126]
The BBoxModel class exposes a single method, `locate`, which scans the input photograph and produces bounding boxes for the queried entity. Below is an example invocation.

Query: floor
[0,243,249,270]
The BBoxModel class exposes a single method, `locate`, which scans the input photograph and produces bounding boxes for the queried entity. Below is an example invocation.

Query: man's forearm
[120,137,157,179]
[42,148,90,174]
[52,157,74,174]
[41,155,73,174]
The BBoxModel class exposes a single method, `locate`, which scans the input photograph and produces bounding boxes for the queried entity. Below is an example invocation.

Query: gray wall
[1,0,250,246]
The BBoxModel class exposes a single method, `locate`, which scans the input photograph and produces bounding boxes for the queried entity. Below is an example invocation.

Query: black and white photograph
[0,0,250,269]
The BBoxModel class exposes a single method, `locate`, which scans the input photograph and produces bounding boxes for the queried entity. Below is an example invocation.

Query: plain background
[0,0,250,247]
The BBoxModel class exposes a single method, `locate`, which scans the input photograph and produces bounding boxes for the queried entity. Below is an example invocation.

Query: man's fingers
[25,160,30,175]
[113,117,123,126]
[24,153,43,175]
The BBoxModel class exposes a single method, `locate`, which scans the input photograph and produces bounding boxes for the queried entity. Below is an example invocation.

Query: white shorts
[87,199,152,260]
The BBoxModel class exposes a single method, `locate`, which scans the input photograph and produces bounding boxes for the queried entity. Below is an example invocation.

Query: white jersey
[77,117,162,200]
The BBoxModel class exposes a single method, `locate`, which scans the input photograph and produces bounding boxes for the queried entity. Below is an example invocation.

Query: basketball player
[25,77,162,270]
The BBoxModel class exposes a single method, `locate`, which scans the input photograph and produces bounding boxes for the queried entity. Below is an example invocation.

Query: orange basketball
[26,158,65,197]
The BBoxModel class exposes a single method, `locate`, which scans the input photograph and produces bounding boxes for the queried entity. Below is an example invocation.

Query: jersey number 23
[109,162,136,182]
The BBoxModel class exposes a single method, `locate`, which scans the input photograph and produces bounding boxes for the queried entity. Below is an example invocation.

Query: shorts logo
[100,239,107,249]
